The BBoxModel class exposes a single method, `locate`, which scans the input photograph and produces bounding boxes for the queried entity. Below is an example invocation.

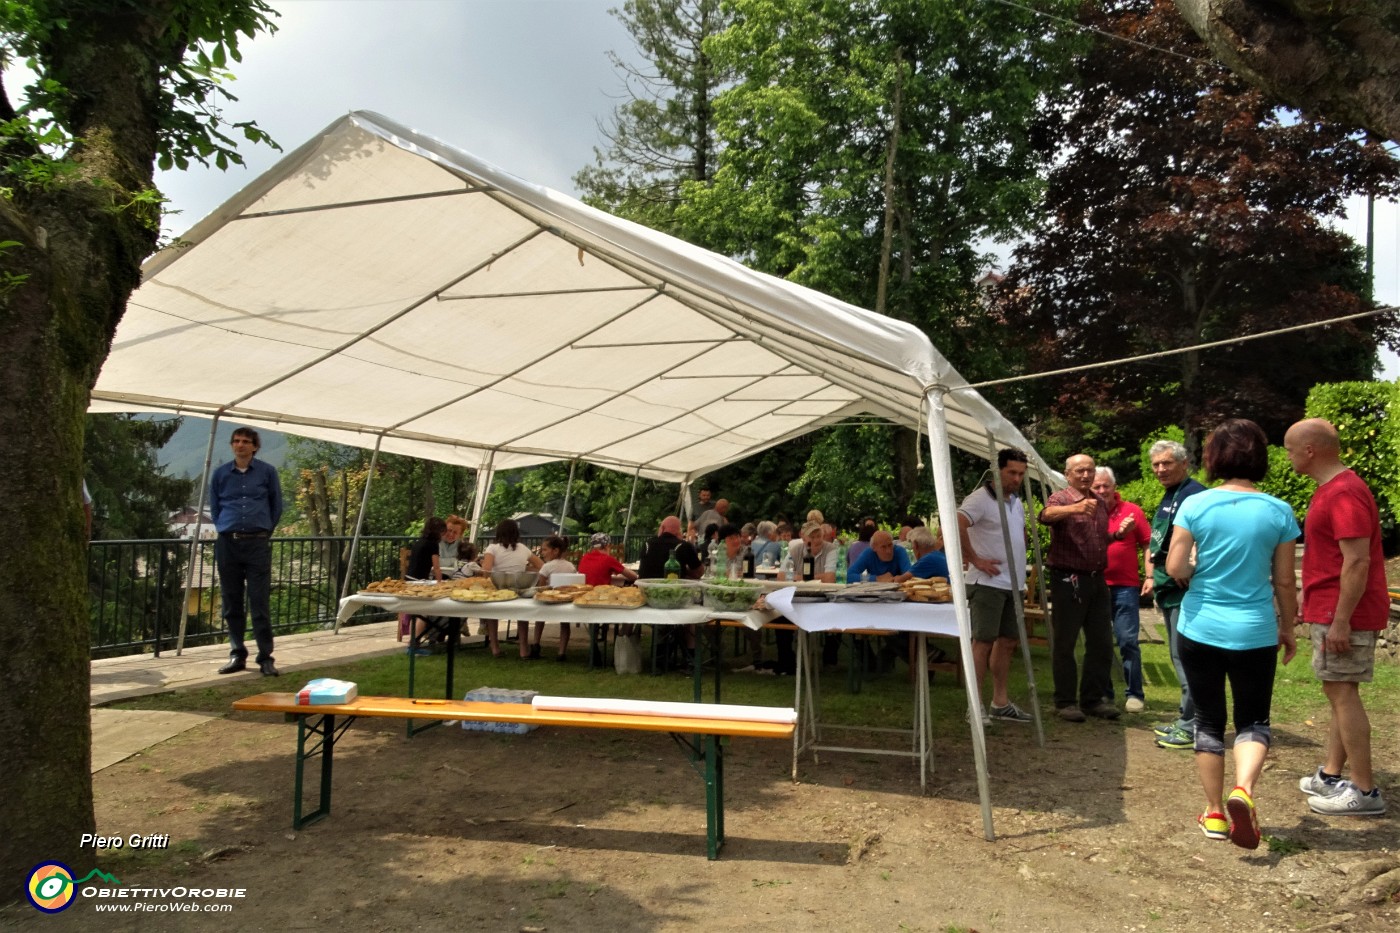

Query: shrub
[1303,381,1400,546]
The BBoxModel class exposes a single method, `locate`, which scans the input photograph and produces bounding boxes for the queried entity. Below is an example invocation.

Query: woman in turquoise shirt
[1166,419,1298,851]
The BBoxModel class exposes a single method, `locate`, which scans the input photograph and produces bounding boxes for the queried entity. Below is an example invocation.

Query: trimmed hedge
[1302,381,1400,543]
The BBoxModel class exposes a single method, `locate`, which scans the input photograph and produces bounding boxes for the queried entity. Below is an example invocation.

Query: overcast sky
[156,0,632,227]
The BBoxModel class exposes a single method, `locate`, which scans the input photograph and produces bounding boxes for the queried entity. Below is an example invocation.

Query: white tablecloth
[337,593,775,631]
[765,587,959,636]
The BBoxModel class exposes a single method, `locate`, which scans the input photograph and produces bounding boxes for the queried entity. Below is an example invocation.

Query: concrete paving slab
[90,709,214,773]
[89,620,412,706]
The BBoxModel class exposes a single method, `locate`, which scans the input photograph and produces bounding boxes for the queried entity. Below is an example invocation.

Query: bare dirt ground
[15,685,1399,933]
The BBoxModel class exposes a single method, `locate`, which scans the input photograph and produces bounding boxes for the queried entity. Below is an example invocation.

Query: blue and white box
[461,686,538,734]
[296,678,357,705]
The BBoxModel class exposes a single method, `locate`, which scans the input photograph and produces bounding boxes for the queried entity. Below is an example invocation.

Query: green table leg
[704,732,726,859]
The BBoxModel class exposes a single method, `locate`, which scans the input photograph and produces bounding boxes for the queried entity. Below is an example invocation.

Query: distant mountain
[152,416,290,478]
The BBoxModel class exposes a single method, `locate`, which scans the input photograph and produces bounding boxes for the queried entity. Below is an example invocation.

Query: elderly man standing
[1285,418,1387,816]
[1093,467,1150,713]
[1142,440,1207,749]
[211,426,284,677]
[957,448,1035,724]
[1039,454,1119,722]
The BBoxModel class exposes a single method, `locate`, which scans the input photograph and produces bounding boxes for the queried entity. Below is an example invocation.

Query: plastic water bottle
[861,568,870,584]
[835,543,847,583]
[779,546,794,581]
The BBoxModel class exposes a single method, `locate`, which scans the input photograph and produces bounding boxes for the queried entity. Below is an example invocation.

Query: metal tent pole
[334,435,383,633]
[621,468,640,548]
[176,415,223,655]
[558,459,577,533]
[467,451,496,545]
[925,387,995,841]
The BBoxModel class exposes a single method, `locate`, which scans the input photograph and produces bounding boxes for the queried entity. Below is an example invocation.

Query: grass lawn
[115,626,1397,737]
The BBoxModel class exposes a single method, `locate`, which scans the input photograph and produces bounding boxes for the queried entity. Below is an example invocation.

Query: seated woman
[750,520,782,569]
[406,517,445,655]
[535,535,576,661]
[478,518,543,659]
[846,517,878,567]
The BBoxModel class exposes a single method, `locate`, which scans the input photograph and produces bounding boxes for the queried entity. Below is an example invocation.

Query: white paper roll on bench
[531,695,797,724]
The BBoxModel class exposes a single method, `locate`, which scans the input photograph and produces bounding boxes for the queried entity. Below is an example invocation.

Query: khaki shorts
[1309,623,1377,683]
[968,583,1018,642]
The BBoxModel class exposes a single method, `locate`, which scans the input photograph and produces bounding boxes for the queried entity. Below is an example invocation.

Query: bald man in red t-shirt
[1285,418,1387,816]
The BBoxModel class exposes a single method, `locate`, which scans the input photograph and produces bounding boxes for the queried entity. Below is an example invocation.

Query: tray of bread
[533,584,594,604]
[573,585,645,609]
[901,576,953,603]
[358,579,462,600]
[448,587,520,603]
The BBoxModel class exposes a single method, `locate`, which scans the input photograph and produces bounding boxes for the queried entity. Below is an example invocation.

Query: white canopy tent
[91,111,1062,840]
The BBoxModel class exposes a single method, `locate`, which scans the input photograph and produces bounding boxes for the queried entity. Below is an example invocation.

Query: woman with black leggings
[1166,419,1298,850]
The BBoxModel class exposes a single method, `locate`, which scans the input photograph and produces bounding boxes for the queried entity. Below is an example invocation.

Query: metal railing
[87,533,652,658]
[88,535,411,659]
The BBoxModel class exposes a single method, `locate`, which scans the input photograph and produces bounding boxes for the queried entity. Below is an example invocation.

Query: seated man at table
[907,526,949,579]
[846,530,912,582]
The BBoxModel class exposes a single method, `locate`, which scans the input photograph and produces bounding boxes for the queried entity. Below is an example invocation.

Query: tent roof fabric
[93,111,1054,482]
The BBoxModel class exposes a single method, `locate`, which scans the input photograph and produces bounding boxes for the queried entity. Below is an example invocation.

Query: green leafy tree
[0,0,277,891]
[673,0,1080,511]
[84,415,193,539]
[573,0,734,233]
[996,0,1400,460]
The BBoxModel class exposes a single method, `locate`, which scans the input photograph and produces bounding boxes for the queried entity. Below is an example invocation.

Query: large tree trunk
[1175,0,1400,143]
[0,5,174,895]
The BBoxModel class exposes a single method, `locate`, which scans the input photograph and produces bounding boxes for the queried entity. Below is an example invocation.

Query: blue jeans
[1161,603,1195,733]
[215,534,275,664]
[1109,585,1143,701]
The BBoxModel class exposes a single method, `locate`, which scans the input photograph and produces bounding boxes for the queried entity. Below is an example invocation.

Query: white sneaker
[1298,766,1345,798]
[966,706,992,727]
[1124,697,1145,713]
[1307,781,1385,816]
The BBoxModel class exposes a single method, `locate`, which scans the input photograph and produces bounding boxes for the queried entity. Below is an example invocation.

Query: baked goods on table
[533,584,594,604]
[573,585,645,608]
[358,579,462,599]
[449,587,518,602]
[900,576,953,603]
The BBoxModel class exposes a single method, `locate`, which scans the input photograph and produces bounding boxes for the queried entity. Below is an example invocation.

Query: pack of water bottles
[460,686,538,735]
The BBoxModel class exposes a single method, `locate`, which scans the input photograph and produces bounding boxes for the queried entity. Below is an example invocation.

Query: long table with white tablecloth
[337,592,774,631]
[764,587,961,790]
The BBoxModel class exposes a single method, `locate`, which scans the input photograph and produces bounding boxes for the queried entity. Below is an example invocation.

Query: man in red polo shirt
[1093,467,1150,713]
[1284,418,1387,816]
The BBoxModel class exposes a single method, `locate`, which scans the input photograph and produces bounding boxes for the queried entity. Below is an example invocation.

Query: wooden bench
[232,692,795,859]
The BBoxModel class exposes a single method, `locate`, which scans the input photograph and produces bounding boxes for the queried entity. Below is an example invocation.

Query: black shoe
[217,660,246,675]
[258,660,280,677]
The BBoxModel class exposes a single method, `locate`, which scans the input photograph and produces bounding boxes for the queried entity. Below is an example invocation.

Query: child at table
[536,535,576,661]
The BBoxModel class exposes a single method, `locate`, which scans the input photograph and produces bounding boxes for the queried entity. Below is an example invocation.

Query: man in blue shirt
[846,530,912,582]
[210,427,284,676]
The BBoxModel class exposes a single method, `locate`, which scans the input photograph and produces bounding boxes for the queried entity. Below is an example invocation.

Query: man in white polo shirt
[957,448,1033,723]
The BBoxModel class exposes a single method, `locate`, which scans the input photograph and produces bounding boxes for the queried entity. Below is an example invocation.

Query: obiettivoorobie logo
[26,862,122,913]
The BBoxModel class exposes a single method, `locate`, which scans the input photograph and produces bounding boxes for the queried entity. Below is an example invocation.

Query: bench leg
[293,713,337,829]
[704,733,726,860]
